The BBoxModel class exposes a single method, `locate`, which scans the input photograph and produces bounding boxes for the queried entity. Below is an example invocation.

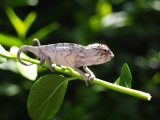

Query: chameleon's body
[17,39,114,85]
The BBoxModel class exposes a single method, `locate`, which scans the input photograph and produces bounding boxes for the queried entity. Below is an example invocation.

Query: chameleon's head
[86,43,114,65]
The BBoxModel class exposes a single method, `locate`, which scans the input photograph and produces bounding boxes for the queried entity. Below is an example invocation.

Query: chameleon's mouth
[106,49,114,61]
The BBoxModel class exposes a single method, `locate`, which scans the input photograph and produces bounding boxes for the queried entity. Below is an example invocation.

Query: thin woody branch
[0,51,151,101]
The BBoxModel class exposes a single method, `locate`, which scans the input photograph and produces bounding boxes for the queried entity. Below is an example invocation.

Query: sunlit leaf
[114,63,132,88]
[0,44,7,63]
[24,12,37,33]
[10,46,37,81]
[28,74,68,120]
[0,33,23,47]
[0,56,7,64]
[97,0,112,17]
[0,44,11,57]
[6,7,26,38]
[17,62,37,80]
[27,22,60,44]
[114,77,120,85]
[101,12,129,28]
[6,7,36,39]
[0,59,18,73]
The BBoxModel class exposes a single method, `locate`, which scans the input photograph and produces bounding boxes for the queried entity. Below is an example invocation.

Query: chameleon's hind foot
[83,66,95,84]
[73,67,95,86]
[85,73,95,84]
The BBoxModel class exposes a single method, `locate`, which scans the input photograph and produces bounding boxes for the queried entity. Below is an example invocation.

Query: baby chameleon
[17,38,114,86]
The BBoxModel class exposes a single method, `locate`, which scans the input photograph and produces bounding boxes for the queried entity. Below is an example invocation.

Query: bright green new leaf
[27,22,60,44]
[24,12,37,34]
[6,7,36,39]
[28,74,68,120]
[6,7,26,38]
[0,33,23,47]
[115,63,132,88]
[0,44,11,57]
[97,0,112,17]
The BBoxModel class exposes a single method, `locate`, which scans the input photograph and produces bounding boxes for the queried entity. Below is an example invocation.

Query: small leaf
[0,44,11,57]
[28,74,68,120]
[24,12,37,33]
[114,77,120,85]
[10,46,37,81]
[115,63,132,88]
[5,7,36,39]
[6,7,26,38]
[27,22,60,44]
[17,62,37,80]
[97,0,112,17]
[0,33,23,47]
[0,56,7,64]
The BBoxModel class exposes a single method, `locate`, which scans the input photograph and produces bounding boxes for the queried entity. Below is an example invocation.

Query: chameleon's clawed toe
[84,73,95,85]
[84,74,90,86]
[39,59,45,66]
[49,66,55,72]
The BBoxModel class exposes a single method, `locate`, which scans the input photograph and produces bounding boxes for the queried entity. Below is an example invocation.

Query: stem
[93,78,151,100]
[0,52,151,101]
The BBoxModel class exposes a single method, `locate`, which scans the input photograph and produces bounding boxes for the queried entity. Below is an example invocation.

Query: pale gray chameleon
[17,38,114,85]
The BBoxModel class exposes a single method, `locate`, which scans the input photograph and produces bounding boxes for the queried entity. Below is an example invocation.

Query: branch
[0,52,151,101]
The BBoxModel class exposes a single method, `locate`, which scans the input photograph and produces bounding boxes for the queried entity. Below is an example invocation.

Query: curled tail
[17,45,36,66]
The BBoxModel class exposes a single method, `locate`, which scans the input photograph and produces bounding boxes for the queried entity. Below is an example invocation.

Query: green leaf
[24,12,37,33]
[6,7,26,38]
[6,7,36,39]
[0,44,11,57]
[0,56,7,64]
[17,62,37,81]
[114,77,120,85]
[0,45,7,63]
[28,74,68,120]
[27,22,60,44]
[11,46,37,81]
[97,0,112,17]
[115,63,132,88]
[0,33,23,47]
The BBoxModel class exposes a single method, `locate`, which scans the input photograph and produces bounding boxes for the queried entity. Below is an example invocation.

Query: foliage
[115,63,132,88]
[28,74,68,120]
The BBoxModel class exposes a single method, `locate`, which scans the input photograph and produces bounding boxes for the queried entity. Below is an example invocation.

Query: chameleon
[17,38,114,85]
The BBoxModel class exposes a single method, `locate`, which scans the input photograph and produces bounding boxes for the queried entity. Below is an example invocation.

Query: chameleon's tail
[17,45,35,66]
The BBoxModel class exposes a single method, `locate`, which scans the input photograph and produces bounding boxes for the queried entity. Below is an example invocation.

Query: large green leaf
[27,74,68,120]
[115,63,132,88]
